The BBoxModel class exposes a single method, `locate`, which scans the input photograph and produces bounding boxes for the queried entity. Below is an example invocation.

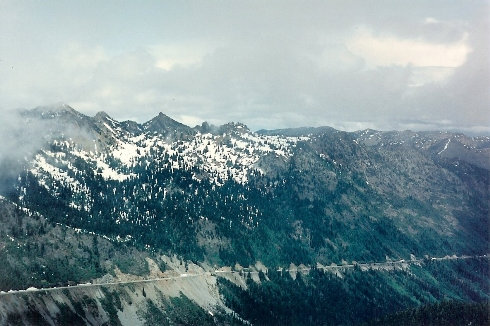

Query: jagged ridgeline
[3,104,489,266]
[0,104,489,325]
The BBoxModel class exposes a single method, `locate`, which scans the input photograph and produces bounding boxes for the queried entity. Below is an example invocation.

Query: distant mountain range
[0,104,488,325]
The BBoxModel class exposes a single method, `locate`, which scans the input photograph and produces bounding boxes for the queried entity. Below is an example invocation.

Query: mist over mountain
[0,104,488,325]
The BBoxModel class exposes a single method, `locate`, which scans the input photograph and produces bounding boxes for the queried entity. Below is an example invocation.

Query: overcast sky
[0,1,488,134]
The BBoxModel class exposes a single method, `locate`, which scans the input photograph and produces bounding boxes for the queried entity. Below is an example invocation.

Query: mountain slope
[0,105,488,324]
[3,106,488,266]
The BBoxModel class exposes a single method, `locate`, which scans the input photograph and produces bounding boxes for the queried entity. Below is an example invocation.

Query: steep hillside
[0,105,488,324]
[5,106,487,265]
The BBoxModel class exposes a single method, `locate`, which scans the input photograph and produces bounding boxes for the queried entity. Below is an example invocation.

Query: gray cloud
[0,1,488,134]
[0,110,56,194]
[0,106,98,194]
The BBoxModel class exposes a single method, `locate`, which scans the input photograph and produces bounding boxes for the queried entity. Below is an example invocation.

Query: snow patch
[438,139,451,155]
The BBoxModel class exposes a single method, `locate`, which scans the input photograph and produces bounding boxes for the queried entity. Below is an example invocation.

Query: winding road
[1,254,486,296]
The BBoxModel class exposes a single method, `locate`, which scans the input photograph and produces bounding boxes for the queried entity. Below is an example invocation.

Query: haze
[0,1,488,134]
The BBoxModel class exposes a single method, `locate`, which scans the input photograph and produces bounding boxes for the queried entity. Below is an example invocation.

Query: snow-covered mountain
[1,104,489,266]
[0,104,489,325]
[27,105,307,188]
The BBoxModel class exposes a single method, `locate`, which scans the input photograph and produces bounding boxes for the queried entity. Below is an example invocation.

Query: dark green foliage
[371,301,490,326]
[218,259,489,326]
[63,290,85,317]
[114,253,149,276]
[5,308,48,326]
[143,293,218,326]
[0,240,102,291]
[99,288,123,326]
[16,125,489,269]
[219,270,408,325]
[413,258,490,302]
[2,112,489,325]
[54,303,86,326]
[168,294,215,325]
[0,198,152,291]
[144,300,169,326]
[155,258,168,272]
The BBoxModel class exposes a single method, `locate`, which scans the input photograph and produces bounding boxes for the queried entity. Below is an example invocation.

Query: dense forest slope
[0,104,488,325]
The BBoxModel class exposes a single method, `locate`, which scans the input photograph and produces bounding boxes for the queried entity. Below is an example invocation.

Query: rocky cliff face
[0,275,228,326]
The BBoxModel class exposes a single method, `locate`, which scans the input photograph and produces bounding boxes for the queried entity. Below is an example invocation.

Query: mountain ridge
[21,103,490,141]
[3,105,487,262]
[0,104,489,325]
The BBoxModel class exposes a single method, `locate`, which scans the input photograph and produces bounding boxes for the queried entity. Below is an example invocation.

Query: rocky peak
[94,111,112,121]
[28,103,82,120]
[218,122,250,135]
[143,112,195,137]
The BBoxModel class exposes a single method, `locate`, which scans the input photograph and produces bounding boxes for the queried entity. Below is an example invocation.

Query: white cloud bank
[347,28,470,68]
